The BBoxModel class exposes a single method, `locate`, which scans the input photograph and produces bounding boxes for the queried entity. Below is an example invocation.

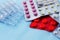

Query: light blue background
[0,0,60,40]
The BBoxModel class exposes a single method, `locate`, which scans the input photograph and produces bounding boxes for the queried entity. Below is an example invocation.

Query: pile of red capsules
[30,15,59,32]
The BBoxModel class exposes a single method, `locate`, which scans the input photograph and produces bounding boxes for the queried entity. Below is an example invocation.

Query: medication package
[23,0,60,39]
[0,1,23,26]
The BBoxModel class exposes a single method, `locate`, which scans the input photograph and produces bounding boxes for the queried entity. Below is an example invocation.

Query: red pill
[46,16,52,21]
[46,25,56,32]
[41,18,48,24]
[30,15,58,32]
[30,22,37,28]
[37,23,46,30]
[50,20,58,26]
[34,18,40,22]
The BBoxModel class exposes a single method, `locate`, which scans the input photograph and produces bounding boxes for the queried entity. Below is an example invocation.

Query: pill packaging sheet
[50,13,59,23]
[23,0,60,39]
[53,24,60,39]
[23,0,41,21]
[23,0,60,22]
[0,1,23,26]
[30,15,59,32]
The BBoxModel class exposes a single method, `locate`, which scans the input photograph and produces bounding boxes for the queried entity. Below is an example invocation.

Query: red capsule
[30,22,37,28]
[37,23,46,30]
[46,25,56,32]
[41,18,48,24]
[34,18,40,22]
[50,20,58,26]
[47,16,52,21]
[30,15,58,32]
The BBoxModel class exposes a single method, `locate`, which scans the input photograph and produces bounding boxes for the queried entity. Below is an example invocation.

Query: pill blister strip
[36,0,60,15]
[23,0,41,21]
[23,0,60,21]
[36,0,58,7]
[0,4,12,20]
[50,12,59,23]
[0,1,23,26]
[53,24,60,38]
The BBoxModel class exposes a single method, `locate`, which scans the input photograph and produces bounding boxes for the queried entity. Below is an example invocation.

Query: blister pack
[23,0,60,21]
[50,12,59,23]
[30,15,59,32]
[53,24,60,38]
[23,0,60,39]
[0,1,23,26]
